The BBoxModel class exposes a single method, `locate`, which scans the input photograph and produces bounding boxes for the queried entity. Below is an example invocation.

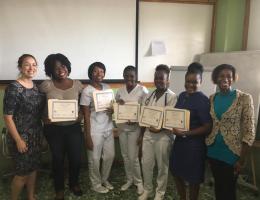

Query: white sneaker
[154,192,164,200]
[92,185,109,193]
[120,181,133,191]
[138,190,153,200]
[136,183,144,195]
[103,181,114,190]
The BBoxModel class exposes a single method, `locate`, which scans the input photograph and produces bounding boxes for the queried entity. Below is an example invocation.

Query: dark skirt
[170,136,206,184]
[7,130,43,176]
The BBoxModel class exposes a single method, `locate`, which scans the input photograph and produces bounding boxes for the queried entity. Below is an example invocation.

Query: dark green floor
[0,160,259,200]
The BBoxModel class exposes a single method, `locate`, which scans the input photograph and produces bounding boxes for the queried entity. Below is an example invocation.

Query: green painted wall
[214,0,246,52]
[214,0,260,189]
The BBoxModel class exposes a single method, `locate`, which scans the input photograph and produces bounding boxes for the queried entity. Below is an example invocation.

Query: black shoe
[70,185,83,196]
[54,191,64,200]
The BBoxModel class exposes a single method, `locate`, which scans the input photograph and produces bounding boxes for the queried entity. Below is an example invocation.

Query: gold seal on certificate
[139,106,164,129]
[163,107,190,131]
[48,99,78,122]
[113,102,140,124]
[93,89,114,112]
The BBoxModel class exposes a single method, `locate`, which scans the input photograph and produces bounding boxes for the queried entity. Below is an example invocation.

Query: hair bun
[187,62,204,74]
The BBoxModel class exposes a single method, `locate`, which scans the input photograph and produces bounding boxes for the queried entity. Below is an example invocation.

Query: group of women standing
[3,53,255,200]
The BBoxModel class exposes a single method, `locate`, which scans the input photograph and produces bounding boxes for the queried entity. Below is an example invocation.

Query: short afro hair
[155,64,170,79]
[44,53,71,78]
[88,62,106,80]
[212,64,237,84]
[123,65,136,76]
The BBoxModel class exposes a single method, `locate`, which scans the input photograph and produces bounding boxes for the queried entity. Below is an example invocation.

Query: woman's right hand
[85,134,94,151]
[117,99,125,105]
[137,135,143,146]
[16,138,28,153]
[43,117,52,125]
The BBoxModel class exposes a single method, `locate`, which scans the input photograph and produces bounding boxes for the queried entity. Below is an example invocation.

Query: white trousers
[118,124,142,185]
[142,130,171,196]
[87,131,115,187]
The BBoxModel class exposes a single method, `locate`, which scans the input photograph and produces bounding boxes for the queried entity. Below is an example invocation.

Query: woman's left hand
[127,120,136,125]
[172,128,185,137]
[106,107,114,115]
[234,158,245,175]
[149,126,161,133]
[76,112,83,123]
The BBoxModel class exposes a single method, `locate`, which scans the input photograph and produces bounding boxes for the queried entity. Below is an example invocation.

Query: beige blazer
[206,90,255,156]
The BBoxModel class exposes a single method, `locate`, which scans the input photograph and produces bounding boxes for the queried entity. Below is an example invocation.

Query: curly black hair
[44,53,71,78]
[123,65,136,76]
[88,62,106,80]
[212,64,237,84]
[155,64,170,79]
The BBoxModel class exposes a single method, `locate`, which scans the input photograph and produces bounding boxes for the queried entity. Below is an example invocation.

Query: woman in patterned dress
[3,54,45,200]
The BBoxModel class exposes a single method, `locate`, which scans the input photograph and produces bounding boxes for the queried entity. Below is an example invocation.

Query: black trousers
[208,158,238,200]
[44,123,83,192]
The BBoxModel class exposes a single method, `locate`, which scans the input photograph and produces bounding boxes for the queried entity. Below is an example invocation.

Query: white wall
[0,0,136,80]
[0,1,215,82]
[138,2,213,82]
[199,50,260,124]
[247,0,260,50]
[169,66,215,97]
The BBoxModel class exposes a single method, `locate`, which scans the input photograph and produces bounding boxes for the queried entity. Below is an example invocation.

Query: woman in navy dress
[170,62,212,200]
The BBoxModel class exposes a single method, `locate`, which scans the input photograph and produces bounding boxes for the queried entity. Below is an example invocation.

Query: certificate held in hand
[113,102,140,124]
[48,99,78,122]
[163,107,190,131]
[139,106,164,129]
[93,89,114,112]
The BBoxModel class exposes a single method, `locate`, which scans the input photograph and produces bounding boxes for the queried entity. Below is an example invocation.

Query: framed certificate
[139,106,164,129]
[163,107,190,131]
[93,89,114,112]
[113,102,140,124]
[48,99,78,122]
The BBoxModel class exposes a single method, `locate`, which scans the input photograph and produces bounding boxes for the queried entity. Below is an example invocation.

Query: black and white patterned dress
[3,81,45,175]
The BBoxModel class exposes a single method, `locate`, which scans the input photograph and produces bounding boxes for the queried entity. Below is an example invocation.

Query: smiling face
[185,73,201,94]
[92,66,105,83]
[154,70,169,90]
[53,61,69,80]
[124,70,136,89]
[217,68,233,93]
[19,56,38,79]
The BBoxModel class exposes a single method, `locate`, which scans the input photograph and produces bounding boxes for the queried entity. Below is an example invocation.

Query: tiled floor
[0,162,259,200]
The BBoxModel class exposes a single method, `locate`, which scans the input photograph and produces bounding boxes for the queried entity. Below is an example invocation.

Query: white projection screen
[0,0,136,81]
